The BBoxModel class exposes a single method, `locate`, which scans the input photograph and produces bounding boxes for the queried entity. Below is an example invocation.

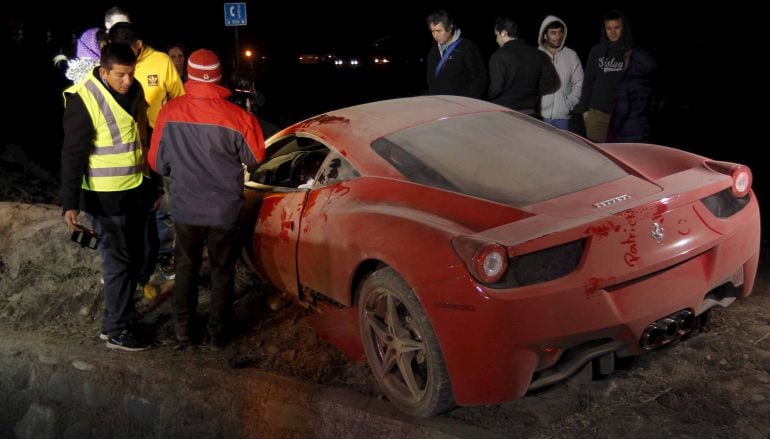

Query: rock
[14,403,57,439]
[47,371,71,403]
[71,360,94,371]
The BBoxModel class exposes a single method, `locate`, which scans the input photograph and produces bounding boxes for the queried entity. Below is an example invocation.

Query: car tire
[357,267,454,417]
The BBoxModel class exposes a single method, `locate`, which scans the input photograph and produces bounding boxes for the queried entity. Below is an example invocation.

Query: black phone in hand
[70,225,99,249]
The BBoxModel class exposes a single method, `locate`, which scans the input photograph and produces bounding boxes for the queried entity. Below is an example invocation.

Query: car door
[252,189,307,296]
[296,153,361,303]
[245,134,330,297]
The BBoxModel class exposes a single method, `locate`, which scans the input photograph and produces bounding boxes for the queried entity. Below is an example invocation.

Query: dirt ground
[1,144,769,437]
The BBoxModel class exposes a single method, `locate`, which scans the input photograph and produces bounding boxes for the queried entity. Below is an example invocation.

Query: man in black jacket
[488,16,557,116]
[425,10,486,99]
[61,43,159,351]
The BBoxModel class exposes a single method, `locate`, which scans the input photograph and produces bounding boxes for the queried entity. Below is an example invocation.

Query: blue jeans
[543,118,569,129]
[88,211,155,335]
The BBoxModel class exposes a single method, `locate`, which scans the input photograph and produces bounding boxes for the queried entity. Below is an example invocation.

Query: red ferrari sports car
[240,96,760,417]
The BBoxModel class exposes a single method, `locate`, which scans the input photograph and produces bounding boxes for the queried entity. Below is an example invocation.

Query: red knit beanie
[187,49,222,83]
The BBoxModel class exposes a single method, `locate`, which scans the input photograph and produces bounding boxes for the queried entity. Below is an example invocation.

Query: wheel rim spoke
[399,338,423,354]
[385,293,401,336]
[381,347,397,374]
[396,351,423,400]
[365,310,389,341]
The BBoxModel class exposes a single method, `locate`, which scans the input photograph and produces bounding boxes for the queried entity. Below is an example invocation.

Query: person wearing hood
[537,16,583,129]
[55,7,130,83]
[488,16,557,116]
[148,49,265,348]
[425,10,487,99]
[579,10,632,142]
[63,27,107,84]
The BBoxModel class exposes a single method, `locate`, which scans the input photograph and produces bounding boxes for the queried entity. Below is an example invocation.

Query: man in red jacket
[148,49,265,348]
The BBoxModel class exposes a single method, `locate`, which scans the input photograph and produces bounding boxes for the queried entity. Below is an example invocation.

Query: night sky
[4,2,732,58]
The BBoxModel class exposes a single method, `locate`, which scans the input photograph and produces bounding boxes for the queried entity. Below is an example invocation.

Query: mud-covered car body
[241,96,760,417]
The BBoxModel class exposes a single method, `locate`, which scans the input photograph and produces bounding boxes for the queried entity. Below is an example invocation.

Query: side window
[315,153,360,188]
[248,135,330,188]
[291,150,327,188]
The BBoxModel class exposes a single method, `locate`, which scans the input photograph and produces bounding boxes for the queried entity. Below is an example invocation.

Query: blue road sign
[224,3,247,26]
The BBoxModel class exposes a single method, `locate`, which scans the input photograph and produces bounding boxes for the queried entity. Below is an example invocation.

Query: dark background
[1,2,760,233]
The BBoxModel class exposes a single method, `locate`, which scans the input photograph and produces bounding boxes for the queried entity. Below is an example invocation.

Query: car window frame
[313,152,360,188]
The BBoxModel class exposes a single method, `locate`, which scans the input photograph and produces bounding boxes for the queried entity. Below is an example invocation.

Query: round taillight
[731,167,751,198]
[473,243,508,284]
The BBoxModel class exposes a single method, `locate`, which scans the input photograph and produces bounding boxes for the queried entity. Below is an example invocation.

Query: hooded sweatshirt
[537,16,584,121]
[579,11,633,114]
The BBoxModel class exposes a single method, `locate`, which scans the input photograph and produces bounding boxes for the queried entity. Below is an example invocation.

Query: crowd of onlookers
[424,9,655,144]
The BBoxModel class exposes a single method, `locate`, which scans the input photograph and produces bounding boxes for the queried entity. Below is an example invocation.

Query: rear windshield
[373,112,628,206]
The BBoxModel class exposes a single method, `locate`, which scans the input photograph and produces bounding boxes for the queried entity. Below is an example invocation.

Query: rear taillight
[731,167,751,198]
[705,161,752,198]
[452,236,508,284]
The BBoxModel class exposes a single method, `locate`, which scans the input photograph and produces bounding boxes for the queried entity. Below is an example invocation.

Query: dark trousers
[139,211,159,283]
[174,223,240,335]
[88,210,157,335]
[155,177,174,256]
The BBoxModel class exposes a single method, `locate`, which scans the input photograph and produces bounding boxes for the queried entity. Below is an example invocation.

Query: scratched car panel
[241,96,761,417]
[585,203,707,274]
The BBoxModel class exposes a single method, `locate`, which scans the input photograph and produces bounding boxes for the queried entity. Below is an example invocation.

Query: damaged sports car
[240,96,760,417]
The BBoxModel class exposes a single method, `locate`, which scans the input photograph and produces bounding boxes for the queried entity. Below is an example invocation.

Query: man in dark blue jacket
[610,48,657,142]
[425,10,486,99]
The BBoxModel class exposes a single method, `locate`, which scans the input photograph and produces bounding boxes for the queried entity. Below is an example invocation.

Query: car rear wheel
[357,267,454,417]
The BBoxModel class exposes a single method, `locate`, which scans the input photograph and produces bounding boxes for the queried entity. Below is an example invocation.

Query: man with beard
[537,16,583,129]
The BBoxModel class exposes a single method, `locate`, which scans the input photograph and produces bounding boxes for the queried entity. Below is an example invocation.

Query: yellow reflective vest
[64,75,144,192]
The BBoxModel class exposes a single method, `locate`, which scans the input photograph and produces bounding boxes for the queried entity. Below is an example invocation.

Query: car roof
[282,96,507,178]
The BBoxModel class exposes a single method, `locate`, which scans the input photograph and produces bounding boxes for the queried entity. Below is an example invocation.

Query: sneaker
[105,329,151,352]
[99,332,108,341]
[157,254,175,281]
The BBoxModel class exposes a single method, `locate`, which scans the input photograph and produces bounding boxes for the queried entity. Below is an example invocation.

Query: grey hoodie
[537,15,584,120]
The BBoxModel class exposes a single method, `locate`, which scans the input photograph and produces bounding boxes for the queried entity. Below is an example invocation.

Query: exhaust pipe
[640,324,664,349]
[640,309,697,349]
[673,310,695,333]
[656,317,679,339]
